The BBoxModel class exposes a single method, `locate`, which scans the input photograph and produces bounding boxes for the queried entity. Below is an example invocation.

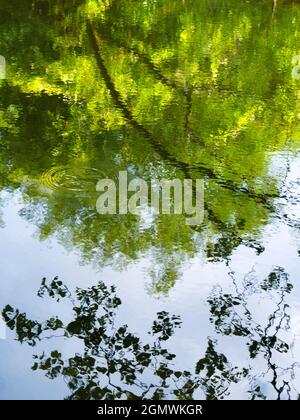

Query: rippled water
[1,0,300,400]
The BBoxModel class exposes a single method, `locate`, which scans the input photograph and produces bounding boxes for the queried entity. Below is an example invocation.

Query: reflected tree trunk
[272,0,277,18]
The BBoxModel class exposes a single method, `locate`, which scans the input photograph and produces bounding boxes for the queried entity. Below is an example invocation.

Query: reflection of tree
[207,266,300,400]
[2,278,247,400]
[1,0,300,293]
[3,266,300,399]
[88,19,276,208]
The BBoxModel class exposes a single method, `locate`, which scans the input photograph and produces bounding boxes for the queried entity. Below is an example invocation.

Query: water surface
[1,0,300,400]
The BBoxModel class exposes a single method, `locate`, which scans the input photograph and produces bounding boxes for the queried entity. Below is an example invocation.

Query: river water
[0,0,300,400]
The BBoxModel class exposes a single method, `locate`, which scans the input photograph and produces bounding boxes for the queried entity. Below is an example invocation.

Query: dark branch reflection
[3,267,300,400]
[208,265,299,400]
